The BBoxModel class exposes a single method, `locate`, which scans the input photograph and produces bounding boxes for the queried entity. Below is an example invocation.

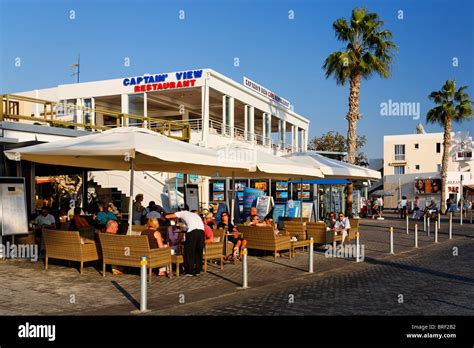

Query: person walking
[400,196,408,219]
[164,208,204,277]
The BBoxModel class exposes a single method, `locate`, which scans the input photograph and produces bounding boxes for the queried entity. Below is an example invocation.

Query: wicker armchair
[98,233,172,282]
[238,225,291,260]
[306,222,342,248]
[203,228,225,272]
[346,218,360,244]
[42,229,99,274]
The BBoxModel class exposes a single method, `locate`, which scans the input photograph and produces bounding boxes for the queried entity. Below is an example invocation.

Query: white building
[1,68,310,212]
[383,131,474,208]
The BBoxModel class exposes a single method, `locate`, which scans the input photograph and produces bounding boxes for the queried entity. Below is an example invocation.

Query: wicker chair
[203,228,225,272]
[306,222,342,248]
[238,225,291,260]
[283,221,311,257]
[42,229,99,274]
[98,233,172,282]
[346,218,360,244]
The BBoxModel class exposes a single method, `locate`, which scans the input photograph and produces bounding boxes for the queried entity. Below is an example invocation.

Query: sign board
[0,177,29,236]
[301,202,314,221]
[215,202,228,223]
[286,200,301,217]
[242,188,264,219]
[184,184,199,212]
[414,179,441,194]
[243,76,291,109]
[272,203,286,223]
[123,69,204,93]
[256,196,274,220]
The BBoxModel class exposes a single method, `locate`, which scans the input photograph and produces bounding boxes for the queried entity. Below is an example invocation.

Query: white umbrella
[284,151,381,180]
[5,127,251,232]
[211,144,324,222]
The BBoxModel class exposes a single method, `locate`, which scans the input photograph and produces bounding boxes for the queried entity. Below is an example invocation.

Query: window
[414,143,419,149]
[415,165,420,170]
[394,166,405,175]
[394,144,405,160]
[436,143,441,153]
[437,164,441,172]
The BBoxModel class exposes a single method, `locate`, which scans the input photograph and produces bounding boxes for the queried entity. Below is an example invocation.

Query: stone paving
[0,212,472,315]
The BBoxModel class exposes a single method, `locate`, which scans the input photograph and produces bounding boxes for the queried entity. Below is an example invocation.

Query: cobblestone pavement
[0,213,472,315]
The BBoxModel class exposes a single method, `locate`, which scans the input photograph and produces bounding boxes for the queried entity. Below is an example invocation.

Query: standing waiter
[164,208,204,276]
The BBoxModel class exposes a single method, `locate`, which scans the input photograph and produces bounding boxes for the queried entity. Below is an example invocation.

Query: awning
[289,179,350,185]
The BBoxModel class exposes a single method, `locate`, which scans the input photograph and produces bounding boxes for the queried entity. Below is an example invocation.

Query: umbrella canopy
[284,151,381,180]
[211,144,324,180]
[4,127,250,177]
[371,190,394,197]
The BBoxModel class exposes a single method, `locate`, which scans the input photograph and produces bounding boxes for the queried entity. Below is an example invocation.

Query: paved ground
[0,212,472,316]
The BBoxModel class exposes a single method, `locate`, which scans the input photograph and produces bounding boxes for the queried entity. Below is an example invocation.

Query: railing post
[355,232,361,262]
[308,237,314,272]
[406,214,409,234]
[414,224,418,248]
[427,216,430,236]
[389,227,394,254]
[449,212,453,239]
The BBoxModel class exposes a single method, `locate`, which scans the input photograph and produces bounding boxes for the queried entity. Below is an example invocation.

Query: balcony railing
[0,94,191,142]
[393,154,406,161]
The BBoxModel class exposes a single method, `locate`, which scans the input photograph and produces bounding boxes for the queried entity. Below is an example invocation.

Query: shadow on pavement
[111,281,139,309]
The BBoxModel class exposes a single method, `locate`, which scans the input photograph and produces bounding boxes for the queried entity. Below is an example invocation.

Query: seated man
[244,207,258,225]
[334,212,351,244]
[34,207,56,229]
[217,211,247,263]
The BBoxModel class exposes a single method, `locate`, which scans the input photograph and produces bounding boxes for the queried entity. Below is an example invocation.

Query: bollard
[460,207,463,225]
[238,248,249,289]
[389,227,394,254]
[427,216,430,236]
[414,224,418,248]
[435,221,438,243]
[131,256,150,314]
[406,215,409,234]
[355,232,361,262]
[438,213,441,231]
[140,256,148,312]
[308,237,314,272]
[470,208,473,224]
[449,212,453,239]
[423,215,426,232]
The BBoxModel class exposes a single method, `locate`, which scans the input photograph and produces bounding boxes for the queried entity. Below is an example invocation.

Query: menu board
[0,178,29,236]
[256,196,274,219]
[301,202,314,221]
[242,188,264,219]
[286,200,301,217]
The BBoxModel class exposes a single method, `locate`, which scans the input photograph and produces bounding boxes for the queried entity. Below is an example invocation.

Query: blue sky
[1,0,473,159]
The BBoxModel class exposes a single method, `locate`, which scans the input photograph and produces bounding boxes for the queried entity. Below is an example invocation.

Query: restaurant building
[1,68,312,214]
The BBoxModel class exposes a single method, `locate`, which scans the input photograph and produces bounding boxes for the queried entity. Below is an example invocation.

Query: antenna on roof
[70,54,80,83]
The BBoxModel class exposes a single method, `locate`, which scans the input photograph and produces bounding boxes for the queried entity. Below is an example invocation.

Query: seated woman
[263,214,283,257]
[217,211,247,263]
[95,203,117,228]
[325,212,336,229]
[201,216,214,245]
[69,207,91,231]
[141,218,168,276]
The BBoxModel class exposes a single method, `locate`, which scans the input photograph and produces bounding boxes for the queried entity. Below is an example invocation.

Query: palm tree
[426,80,473,213]
[323,8,396,216]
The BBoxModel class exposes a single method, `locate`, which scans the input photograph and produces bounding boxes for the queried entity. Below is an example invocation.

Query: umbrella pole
[230,171,235,224]
[300,177,303,222]
[128,158,135,235]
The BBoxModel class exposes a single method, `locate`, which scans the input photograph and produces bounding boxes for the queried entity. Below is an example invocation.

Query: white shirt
[35,214,56,226]
[146,211,161,219]
[174,211,204,232]
[334,217,351,230]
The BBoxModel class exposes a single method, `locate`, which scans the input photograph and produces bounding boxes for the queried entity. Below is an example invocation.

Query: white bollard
[406,215,409,235]
[449,212,453,239]
[423,215,426,232]
[435,221,438,243]
[309,238,314,272]
[355,232,361,263]
[241,248,248,289]
[130,256,151,314]
[389,227,394,254]
[427,216,430,236]
[438,213,441,231]
[460,206,463,225]
[414,224,418,248]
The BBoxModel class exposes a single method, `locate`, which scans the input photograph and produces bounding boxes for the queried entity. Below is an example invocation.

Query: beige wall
[383,133,458,175]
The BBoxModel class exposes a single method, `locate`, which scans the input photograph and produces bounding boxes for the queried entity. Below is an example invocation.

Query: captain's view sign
[123,70,203,93]
[243,76,291,109]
